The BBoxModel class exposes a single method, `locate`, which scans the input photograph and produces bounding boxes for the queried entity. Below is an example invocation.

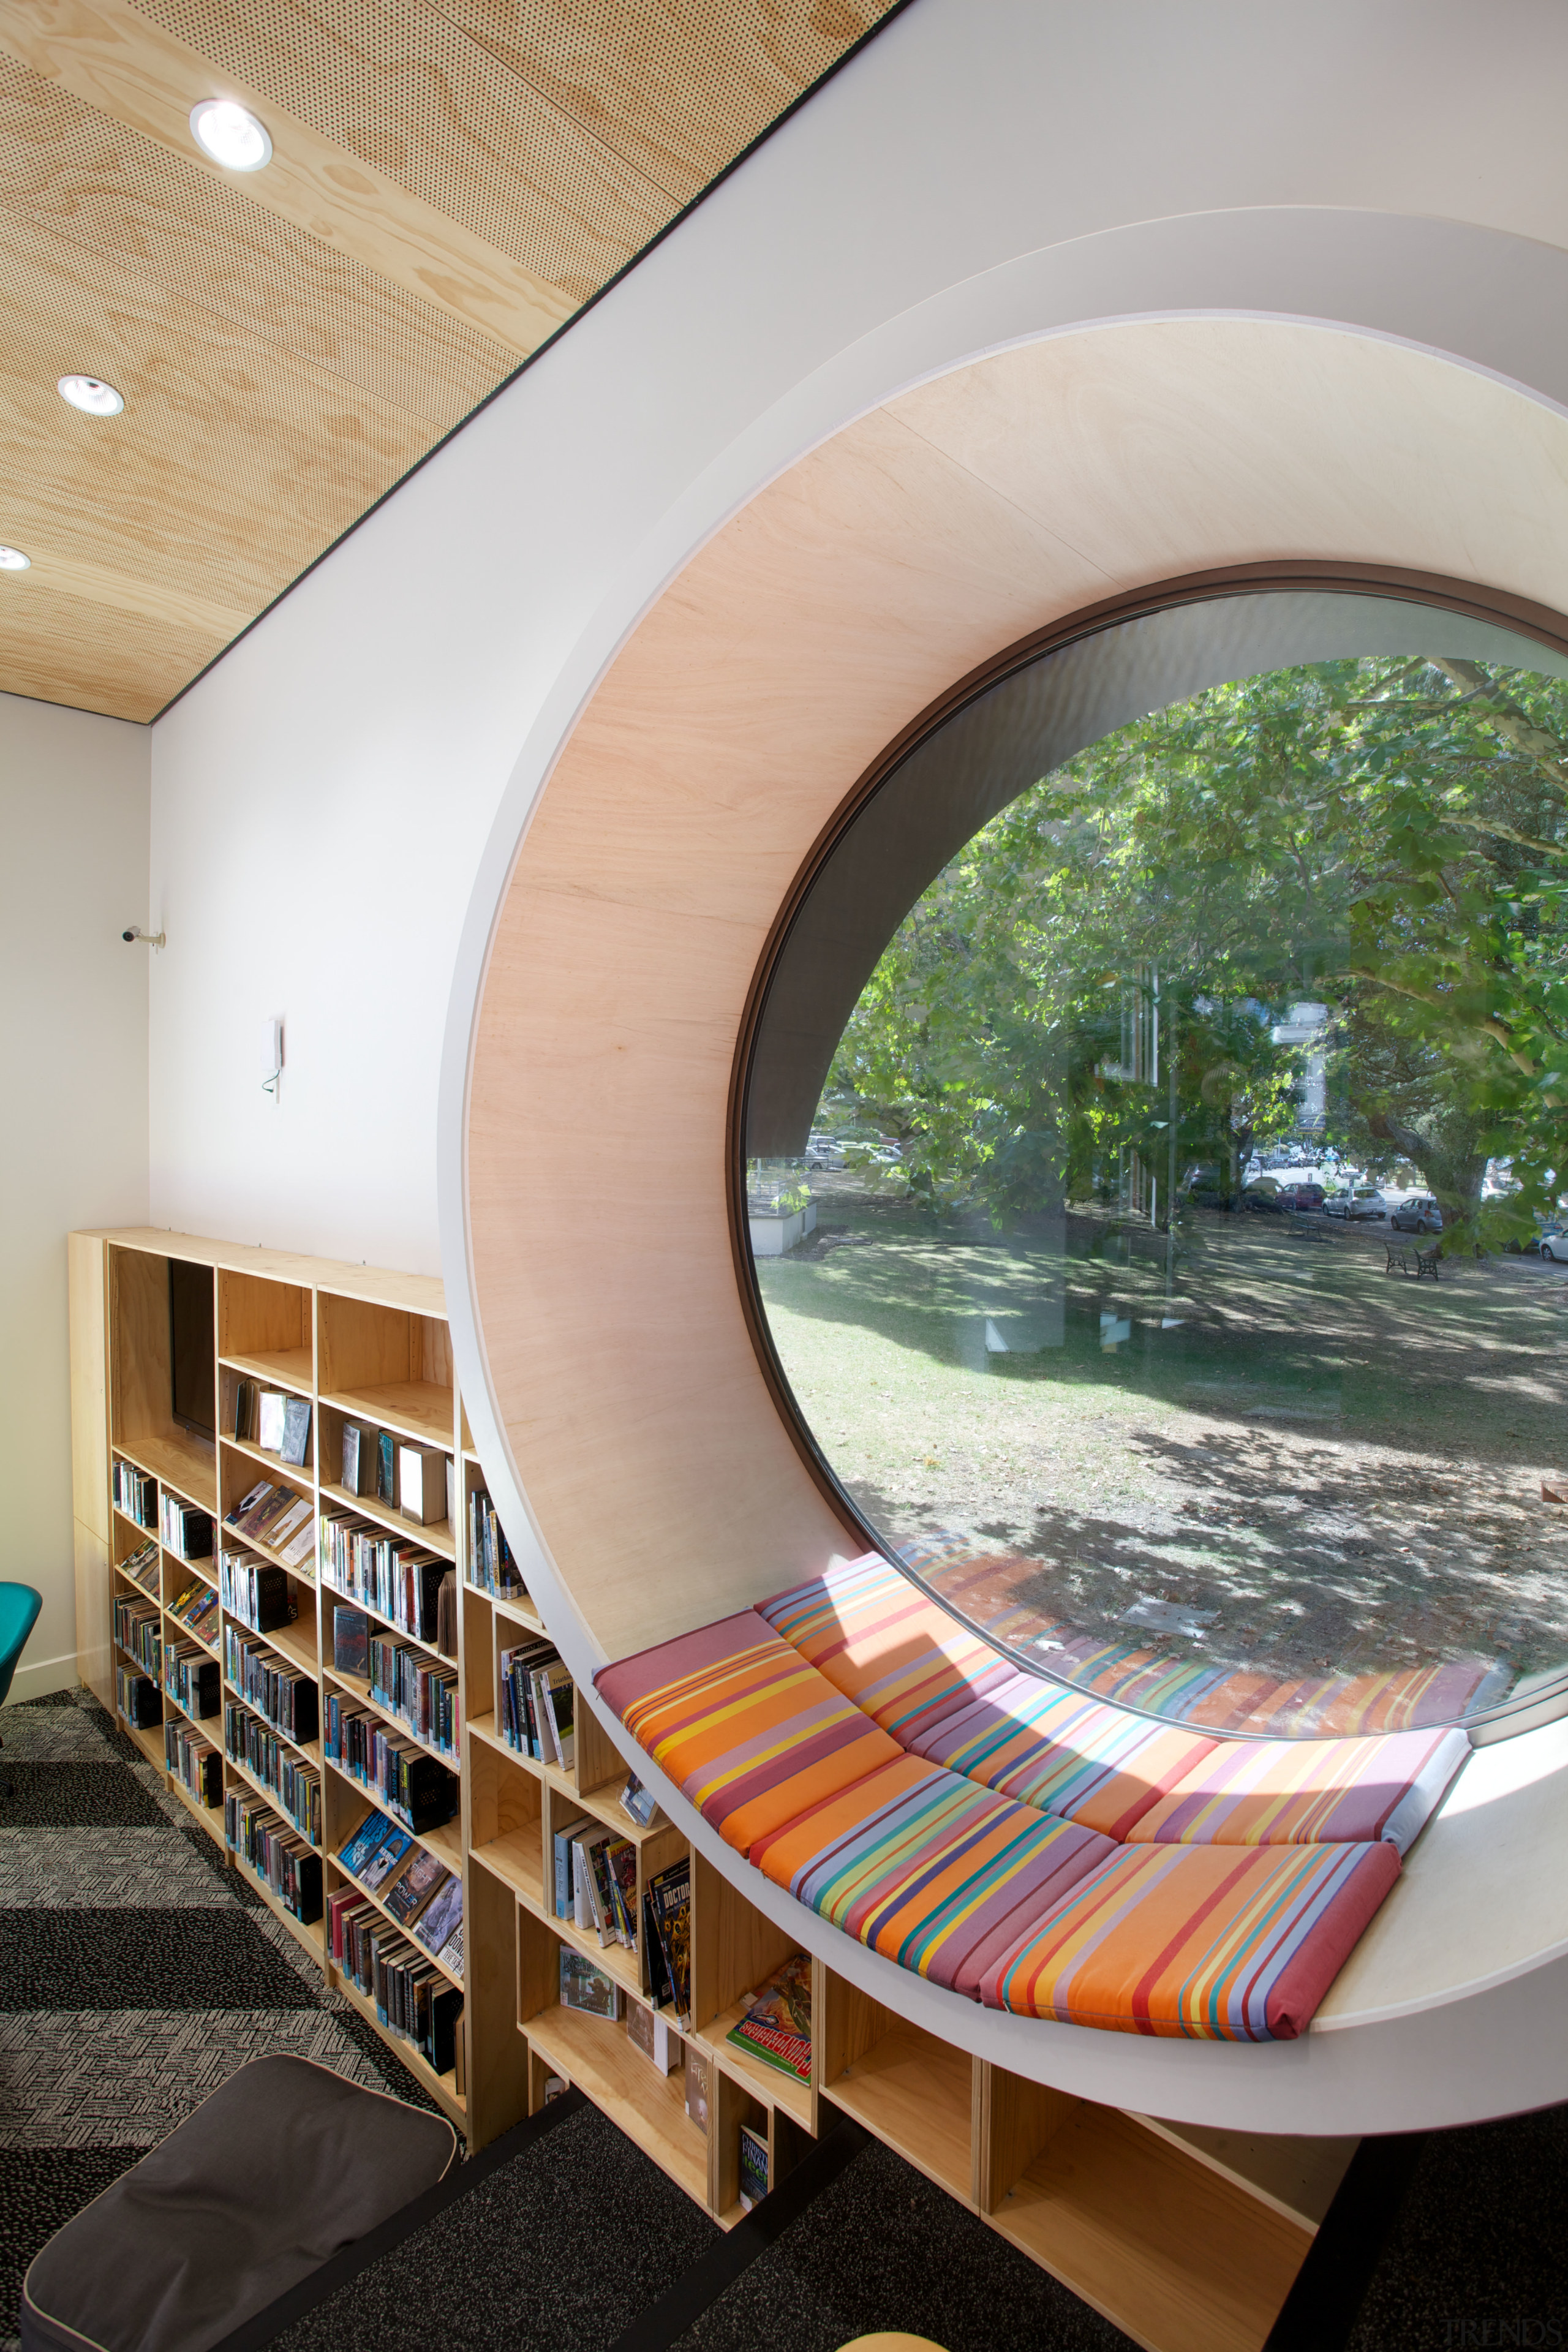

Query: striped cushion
[1127,1725,1470,1852]
[759,1551,1012,1745]
[981,1839,1400,2039]
[595,1611,900,1855]
[751,1752,1115,1999]
[911,1669,1218,1841]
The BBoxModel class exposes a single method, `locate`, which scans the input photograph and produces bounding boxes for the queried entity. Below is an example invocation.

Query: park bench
[1384,1240,1409,1275]
[1415,1243,1441,1281]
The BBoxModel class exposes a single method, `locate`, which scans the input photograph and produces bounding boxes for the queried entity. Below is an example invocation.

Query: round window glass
[742,588,1568,1736]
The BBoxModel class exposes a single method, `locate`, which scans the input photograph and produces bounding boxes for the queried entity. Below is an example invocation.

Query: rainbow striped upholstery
[1126,1723,1469,1851]
[758,1552,1012,1745]
[910,1670,1218,1841]
[751,1751,1115,1998]
[595,1610,900,1855]
[980,1839,1400,2039]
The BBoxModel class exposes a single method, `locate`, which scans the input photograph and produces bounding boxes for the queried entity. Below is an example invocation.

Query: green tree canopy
[827,654,1568,1245]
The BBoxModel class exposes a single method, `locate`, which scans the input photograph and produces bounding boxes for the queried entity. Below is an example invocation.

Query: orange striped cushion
[1126,1726,1470,1851]
[759,1551,1011,1744]
[982,1839,1400,2038]
[595,1610,900,1855]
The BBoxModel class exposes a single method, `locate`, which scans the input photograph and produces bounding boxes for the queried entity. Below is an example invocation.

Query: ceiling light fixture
[58,375,124,417]
[189,98,271,171]
[0,546,30,570]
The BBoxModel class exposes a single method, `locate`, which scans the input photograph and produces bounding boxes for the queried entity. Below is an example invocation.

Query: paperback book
[386,1847,448,1927]
[724,1952,812,2084]
[559,1947,621,2020]
[737,2124,769,2212]
[646,1857,692,2029]
[414,1870,464,1969]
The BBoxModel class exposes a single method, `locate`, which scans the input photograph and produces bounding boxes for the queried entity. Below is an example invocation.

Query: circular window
[739,581,1568,1736]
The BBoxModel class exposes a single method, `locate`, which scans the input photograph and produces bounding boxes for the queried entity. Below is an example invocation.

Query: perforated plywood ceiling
[0,0,901,722]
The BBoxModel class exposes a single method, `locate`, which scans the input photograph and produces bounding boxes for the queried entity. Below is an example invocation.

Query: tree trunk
[1368,1109,1490,1246]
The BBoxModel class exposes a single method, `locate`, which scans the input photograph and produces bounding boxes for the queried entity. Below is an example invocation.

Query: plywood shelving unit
[70,1226,1352,2345]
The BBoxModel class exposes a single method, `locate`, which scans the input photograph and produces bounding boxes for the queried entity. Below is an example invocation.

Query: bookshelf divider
[70,1226,1346,2348]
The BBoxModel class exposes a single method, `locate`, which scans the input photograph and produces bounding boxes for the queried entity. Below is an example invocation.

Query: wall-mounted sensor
[121,925,166,947]
[262,1016,284,1100]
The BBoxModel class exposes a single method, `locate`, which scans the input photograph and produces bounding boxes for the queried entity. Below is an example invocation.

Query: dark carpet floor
[4,1688,1566,2352]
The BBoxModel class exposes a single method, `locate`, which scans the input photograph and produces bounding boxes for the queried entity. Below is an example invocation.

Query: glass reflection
[747,642,1568,1735]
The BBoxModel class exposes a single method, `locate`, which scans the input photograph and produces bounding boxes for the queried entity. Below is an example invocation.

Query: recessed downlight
[189,98,271,171]
[0,546,30,571]
[58,375,124,417]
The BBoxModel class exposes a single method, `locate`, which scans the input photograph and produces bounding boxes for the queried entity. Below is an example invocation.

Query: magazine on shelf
[414,1870,463,1962]
[360,1824,413,1893]
[737,2124,769,2212]
[646,1857,692,2028]
[724,1952,812,2084]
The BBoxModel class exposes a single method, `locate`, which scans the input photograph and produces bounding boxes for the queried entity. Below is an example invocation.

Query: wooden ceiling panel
[0,51,513,429]
[0,0,903,720]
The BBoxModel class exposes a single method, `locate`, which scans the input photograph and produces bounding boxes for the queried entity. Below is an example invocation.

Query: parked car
[1325,1186,1389,1221]
[1243,1182,1286,1214]
[1276,1182,1325,1210]
[1390,1195,1443,1234]
[805,1136,846,1169]
[1538,1224,1568,1264]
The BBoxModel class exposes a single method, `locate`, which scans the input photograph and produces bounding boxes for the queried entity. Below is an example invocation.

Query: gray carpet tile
[0,2008,418,2149]
[0,1907,326,2010]
[670,2135,1136,2352]
[0,1697,121,1763]
[269,2103,721,2352]
[0,1826,255,1907]
[1,1760,175,1829]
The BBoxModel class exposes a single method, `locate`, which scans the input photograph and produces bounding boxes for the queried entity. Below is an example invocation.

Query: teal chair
[1,1585,43,1787]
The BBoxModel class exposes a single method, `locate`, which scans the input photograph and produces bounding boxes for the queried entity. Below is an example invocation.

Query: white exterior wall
[1,692,149,1698]
[148,0,1568,1268]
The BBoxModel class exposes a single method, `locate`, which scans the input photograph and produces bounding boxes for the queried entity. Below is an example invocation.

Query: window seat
[595,1555,1469,2043]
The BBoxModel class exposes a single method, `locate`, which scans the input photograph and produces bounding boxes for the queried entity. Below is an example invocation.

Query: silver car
[1390,1195,1442,1234]
[1325,1186,1389,1221]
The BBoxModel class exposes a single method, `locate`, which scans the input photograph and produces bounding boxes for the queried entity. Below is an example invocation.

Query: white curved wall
[149,0,1568,1262]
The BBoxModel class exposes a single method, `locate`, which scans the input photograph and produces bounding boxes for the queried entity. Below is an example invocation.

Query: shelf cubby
[818,1964,976,2207]
[318,1290,456,1452]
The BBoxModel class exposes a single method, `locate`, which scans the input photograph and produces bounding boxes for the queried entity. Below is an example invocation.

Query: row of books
[219,1550,296,1635]
[319,1511,454,1651]
[223,1623,320,1747]
[335,1810,465,1974]
[164,1637,219,1722]
[329,1885,463,2073]
[225,1698,322,1844]
[367,1632,459,1758]
[326,1697,457,1835]
[159,1493,213,1562]
[499,1638,575,1770]
[165,1716,222,1810]
[113,1593,160,1681]
[227,1789,323,1923]
[119,1537,160,1596]
[112,1459,157,1529]
[466,1485,525,1599]
[168,1575,220,1649]
[554,1814,638,1951]
[225,1479,315,1573]
[233,1379,311,1467]
[117,1664,161,1730]
[337,1424,453,1530]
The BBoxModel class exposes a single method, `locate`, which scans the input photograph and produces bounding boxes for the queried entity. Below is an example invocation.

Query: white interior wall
[148,0,1568,1270]
[1,690,149,1698]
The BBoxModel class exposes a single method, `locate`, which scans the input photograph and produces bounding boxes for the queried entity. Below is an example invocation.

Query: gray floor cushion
[20,2053,457,2352]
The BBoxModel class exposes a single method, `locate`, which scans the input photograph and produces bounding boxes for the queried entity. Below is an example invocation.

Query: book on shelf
[281,1398,312,1468]
[377,1430,396,1506]
[227,1789,322,1923]
[625,1996,682,2075]
[684,2045,709,2136]
[737,2124,769,2213]
[398,1443,448,1527]
[571,1825,616,1945]
[233,1378,255,1442]
[413,1870,463,1972]
[499,1638,556,1757]
[226,1481,314,1570]
[160,1493,214,1561]
[319,1511,447,1643]
[552,1812,594,1921]
[257,1390,287,1453]
[435,1569,458,1663]
[112,1460,157,1529]
[168,1577,220,1646]
[164,1637,220,1721]
[219,1551,295,1634]
[531,1662,575,1772]
[116,1665,161,1729]
[361,1820,415,1893]
[724,1952,813,2084]
[646,1857,692,2029]
[559,1946,622,2020]
[225,1700,322,1842]
[165,1718,222,1809]
[603,1839,638,1953]
[366,1635,461,1758]
[620,1771,663,1831]
[224,1624,319,1745]
[543,2075,567,2105]
[384,1845,447,1927]
[332,1888,461,2070]
[466,1485,527,1600]
[333,1604,371,1678]
[113,1593,162,1679]
[340,1421,374,1497]
[338,1810,393,1879]
[120,1537,160,1594]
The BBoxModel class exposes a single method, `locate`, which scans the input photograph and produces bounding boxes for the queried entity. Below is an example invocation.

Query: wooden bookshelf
[70,1226,1346,2345]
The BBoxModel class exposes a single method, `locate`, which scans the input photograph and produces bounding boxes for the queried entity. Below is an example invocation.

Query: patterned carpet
[0,1686,431,2348]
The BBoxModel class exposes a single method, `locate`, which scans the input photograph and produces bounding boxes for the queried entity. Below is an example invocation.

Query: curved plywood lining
[467,316,1568,1667]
